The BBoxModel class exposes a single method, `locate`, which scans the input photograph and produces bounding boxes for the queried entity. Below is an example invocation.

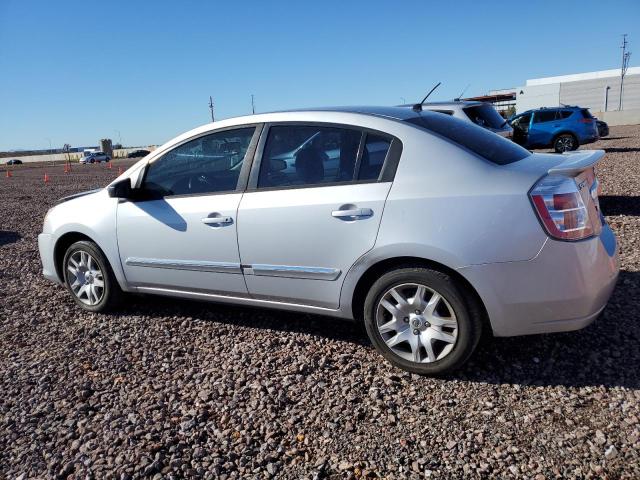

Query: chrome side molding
[125,257,341,281]
[125,257,242,274]
[248,264,341,281]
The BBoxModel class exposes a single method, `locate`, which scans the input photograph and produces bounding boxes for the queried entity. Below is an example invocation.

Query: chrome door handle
[202,216,233,226]
[332,207,373,219]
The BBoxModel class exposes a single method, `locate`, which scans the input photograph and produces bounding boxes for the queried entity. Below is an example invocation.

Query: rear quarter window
[406,113,530,165]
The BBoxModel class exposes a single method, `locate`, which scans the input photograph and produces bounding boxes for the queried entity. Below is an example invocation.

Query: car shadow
[603,147,640,153]
[0,231,20,247]
[112,270,639,390]
[600,195,640,216]
[131,199,187,232]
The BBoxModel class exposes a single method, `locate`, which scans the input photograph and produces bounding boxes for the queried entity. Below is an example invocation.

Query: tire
[553,133,578,153]
[363,267,482,375]
[62,240,124,312]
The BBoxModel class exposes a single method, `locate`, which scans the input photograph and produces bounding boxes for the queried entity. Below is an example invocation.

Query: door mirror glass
[107,178,132,198]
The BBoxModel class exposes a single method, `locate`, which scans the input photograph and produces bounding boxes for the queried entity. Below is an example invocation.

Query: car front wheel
[63,240,123,312]
[363,267,482,375]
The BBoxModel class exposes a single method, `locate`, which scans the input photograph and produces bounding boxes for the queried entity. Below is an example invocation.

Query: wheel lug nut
[403,317,409,323]
[413,329,420,335]
[415,310,421,315]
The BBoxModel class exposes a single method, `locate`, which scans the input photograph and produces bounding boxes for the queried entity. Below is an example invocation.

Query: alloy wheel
[375,283,458,363]
[66,250,105,306]
[556,136,574,152]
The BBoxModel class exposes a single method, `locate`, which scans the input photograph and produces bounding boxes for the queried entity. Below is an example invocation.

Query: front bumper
[459,225,619,337]
[38,233,62,284]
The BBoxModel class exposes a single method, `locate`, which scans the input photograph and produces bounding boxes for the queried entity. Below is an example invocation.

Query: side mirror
[107,177,132,198]
[270,159,287,171]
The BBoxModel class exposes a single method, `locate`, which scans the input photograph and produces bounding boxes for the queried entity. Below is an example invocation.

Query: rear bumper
[38,233,62,284]
[459,225,619,337]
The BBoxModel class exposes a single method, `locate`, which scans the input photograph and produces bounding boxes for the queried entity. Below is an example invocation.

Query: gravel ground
[1,131,639,479]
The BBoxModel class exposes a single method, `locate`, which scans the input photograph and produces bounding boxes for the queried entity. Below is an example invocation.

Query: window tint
[560,110,573,119]
[533,110,558,123]
[144,127,255,196]
[358,134,391,180]
[406,113,530,165]
[258,125,363,188]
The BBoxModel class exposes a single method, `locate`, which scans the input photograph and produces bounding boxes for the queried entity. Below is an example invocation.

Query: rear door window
[533,110,557,123]
[257,125,362,188]
[406,113,530,165]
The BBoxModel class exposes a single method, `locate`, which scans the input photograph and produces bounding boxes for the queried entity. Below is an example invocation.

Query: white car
[38,107,618,375]
[80,151,111,164]
[404,101,513,138]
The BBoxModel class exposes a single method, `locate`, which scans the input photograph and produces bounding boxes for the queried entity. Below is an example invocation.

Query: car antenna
[412,82,441,111]
[454,84,470,101]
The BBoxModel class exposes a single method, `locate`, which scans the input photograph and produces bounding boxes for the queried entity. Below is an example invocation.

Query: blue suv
[509,106,599,153]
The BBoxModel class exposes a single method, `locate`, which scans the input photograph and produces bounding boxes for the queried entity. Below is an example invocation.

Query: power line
[208,96,215,122]
[619,34,631,111]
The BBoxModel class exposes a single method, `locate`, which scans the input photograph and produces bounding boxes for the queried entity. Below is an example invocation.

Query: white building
[516,67,640,114]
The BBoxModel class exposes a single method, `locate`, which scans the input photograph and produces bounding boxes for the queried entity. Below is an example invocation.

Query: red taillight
[530,175,596,241]
[579,118,594,124]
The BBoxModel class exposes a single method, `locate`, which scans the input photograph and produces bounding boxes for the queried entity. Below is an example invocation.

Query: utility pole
[251,94,255,114]
[619,34,631,110]
[208,96,215,122]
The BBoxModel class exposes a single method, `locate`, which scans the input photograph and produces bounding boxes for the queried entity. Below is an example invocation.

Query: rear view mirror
[107,178,132,198]
[270,159,287,171]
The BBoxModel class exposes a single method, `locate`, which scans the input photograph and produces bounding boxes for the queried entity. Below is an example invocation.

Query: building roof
[526,66,640,86]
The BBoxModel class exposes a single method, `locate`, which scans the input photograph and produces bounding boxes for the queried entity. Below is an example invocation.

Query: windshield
[405,113,530,165]
[463,103,507,129]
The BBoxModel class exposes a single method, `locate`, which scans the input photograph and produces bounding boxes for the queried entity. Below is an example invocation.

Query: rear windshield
[405,113,531,165]
[462,103,507,129]
[581,109,593,119]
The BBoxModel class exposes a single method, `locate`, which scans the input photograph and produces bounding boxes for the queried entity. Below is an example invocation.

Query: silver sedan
[38,106,619,375]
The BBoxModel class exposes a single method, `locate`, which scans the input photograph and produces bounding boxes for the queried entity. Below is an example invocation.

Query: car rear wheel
[63,240,123,312]
[363,267,482,375]
[553,134,577,153]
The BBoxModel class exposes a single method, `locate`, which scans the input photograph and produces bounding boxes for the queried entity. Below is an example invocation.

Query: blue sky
[0,0,638,150]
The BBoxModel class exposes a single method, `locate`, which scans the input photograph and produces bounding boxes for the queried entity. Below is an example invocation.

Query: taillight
[530,175,595,241]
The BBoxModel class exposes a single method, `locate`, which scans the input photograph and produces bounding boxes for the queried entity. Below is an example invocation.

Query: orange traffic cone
[107,160,112,169]
[117,166,123,175]
[64,163,69,173]
[6,169,11,178]
[44,173,49,183]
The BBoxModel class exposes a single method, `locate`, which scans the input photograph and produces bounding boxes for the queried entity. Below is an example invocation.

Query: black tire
[363,267,482,375]
[62,240,124,312]
[553,133,578,153]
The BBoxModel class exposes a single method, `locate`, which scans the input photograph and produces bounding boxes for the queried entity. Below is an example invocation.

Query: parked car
[80,151,110,164]
[127,149,151,158]
[403,101,513,138]
[38,107,619,375]
[5,159,23,165]
[596,119,609,138]
[509,106,599,153]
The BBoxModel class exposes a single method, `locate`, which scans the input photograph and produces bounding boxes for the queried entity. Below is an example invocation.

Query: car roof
[273,105,425,121]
